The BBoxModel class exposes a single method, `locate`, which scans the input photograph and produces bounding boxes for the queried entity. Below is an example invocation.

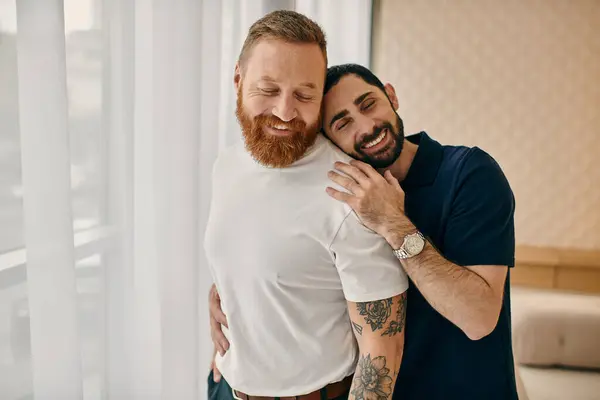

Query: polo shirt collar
[401,131,443,188]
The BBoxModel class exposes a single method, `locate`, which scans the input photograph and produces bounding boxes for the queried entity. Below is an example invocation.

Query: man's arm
[327,151,515,341]
[347,293,406,400]
[383,149,513,340]
[387,232,507,340]
[326,201,409,398]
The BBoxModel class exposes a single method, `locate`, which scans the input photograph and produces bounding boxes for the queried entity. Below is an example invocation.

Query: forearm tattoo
[352,321,364,336]
[356,294,406,337]
[351,354,393,400]
[356,298,393,332]
[382,293,407,337]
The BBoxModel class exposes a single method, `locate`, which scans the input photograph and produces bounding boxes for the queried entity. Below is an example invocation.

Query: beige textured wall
[372,0,600,250]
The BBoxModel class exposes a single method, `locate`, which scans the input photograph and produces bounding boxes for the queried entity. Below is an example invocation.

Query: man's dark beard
[235,87,320,168]
[354,113,404,169]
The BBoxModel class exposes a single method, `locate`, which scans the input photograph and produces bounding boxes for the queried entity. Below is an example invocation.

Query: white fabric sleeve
[329,210,409,303]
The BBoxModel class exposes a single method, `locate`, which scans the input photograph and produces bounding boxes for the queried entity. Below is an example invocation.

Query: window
[0,0,22,254]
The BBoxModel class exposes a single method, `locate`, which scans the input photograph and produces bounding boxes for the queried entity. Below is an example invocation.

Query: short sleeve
[329,211,409,303]
[443,148,516,267]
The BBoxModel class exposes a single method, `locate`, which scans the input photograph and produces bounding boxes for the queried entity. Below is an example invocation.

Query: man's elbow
[462,313,500,341]
[464,324,494,341]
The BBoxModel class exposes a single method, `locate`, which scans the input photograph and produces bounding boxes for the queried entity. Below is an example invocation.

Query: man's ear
[233,63,242,91]
[384,83,399,111]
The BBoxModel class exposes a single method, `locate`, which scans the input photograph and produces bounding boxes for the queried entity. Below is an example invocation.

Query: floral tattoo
[382,293,407,337]
[351,354,393,400]
[356,299,393,332]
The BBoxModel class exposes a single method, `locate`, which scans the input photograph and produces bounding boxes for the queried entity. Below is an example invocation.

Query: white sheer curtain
[0,0,372,399]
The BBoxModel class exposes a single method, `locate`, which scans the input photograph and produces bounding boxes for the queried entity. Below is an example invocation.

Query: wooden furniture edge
[516,245,600,270]
[513,245,600,293]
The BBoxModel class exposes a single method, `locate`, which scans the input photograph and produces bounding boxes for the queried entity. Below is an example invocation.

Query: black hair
[324,63,386,95]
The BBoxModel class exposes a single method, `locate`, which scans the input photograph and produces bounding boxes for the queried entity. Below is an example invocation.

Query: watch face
[405,235,425,255]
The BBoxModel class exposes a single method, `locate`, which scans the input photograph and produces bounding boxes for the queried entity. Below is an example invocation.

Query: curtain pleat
[104,0,136,397]
[130,0,162,398]
[153,0,202,398]
[295,0,373,67]
[15,0,83,398]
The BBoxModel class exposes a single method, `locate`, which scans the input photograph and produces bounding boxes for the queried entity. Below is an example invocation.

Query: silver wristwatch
[393,231,426,260]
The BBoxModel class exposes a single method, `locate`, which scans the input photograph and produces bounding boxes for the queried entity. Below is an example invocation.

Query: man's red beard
[236,89,320,168]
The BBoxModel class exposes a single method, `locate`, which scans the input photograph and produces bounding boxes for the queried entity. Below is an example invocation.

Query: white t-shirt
[204,134,409,396]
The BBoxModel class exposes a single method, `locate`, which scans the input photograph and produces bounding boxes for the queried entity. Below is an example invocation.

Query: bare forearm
[386,228,500,340]
[407,243,497,337]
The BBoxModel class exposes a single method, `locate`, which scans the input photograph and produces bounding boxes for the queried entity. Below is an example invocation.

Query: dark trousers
[207,371,350,400]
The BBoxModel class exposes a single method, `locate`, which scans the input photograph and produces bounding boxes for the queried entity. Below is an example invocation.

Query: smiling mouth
[362,130,387,150]
[265,124,293,136]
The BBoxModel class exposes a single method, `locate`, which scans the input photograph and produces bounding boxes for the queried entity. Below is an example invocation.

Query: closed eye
[260,88,278,95]
[361,99,376,111]
[296,93,314,102]
[337,118,351,131]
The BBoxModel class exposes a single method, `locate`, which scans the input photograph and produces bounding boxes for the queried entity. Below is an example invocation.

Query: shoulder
[295,135,354,201]
[442,145,512,194]
[444,146,515,217]
[439,145,516,266]
[442,144,499,173]
[300,136,358,229]
[309,134,354,166]
[457,147,505,176]
[317,136,356,205]
[462,148,512,197]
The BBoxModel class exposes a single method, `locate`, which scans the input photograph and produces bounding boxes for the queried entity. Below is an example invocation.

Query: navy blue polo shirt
[393,132,517,400]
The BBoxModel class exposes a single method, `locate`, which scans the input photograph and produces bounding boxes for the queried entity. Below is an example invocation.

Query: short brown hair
[238,10,327,67]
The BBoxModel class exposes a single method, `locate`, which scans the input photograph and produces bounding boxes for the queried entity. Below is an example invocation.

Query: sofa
[511,286,600,400]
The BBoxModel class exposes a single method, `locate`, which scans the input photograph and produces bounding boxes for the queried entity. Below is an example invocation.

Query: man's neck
[380,139,418,182]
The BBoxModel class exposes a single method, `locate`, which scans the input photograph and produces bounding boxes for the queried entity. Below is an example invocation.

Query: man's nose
[355,114,378,141]
[272,95,298,122]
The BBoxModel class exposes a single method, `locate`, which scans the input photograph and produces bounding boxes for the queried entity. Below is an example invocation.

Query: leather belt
[233,375,353,400]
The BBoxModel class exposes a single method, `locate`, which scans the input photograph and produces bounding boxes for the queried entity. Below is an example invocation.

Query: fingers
[213,364,222,382]
[211,348,222,382]
[327,171,364,195]
[214,309,228,328]
[209,285,228,328]
[209,284,230,357]
[210,315,230,356]
[209,283,219,301]
[333,162,369,185]
[210,319,225,356]
[326,187,355,204]
[349,159,380,180]
[384,170,401,190]
[210,301,228,328]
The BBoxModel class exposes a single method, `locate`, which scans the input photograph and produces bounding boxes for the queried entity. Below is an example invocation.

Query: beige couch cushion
[511,287,600,369]
[519,365,600,400]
